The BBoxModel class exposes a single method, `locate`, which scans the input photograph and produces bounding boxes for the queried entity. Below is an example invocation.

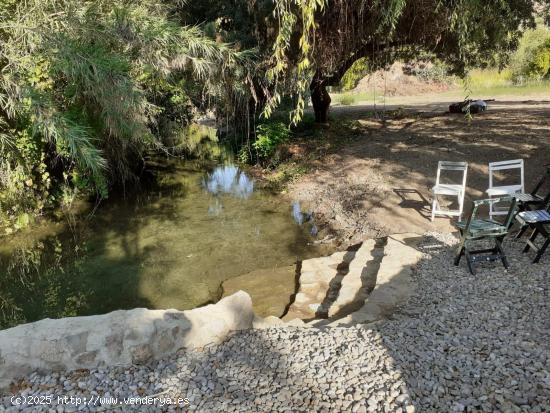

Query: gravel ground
[2,233,549,412]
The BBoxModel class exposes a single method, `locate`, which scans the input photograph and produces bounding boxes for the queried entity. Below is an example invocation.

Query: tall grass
[339,94,358,105]
[462,69,513,89]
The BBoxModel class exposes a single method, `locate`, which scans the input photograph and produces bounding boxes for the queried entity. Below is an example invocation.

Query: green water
[0,160,326,329]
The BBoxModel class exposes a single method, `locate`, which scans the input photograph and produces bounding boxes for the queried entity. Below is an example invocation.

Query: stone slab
[0,291,254,390]
[222,265,297,318]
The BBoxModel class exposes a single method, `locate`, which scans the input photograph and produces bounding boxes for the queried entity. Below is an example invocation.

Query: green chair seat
[455,219,509,236]
[454,197,516,275]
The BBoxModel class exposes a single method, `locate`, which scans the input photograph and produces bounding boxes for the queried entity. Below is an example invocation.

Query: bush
[0,128,54,233]
[253,122,290,164]
[510,27,550,82]
[340,57,369,91]
[0,0,244,232]
[340,94,357,106]
[526,39,550,79]
[406,61,450,83]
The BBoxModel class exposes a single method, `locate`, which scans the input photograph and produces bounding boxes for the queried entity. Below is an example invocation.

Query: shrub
[526,39,550,79]
[406,61,450,83]
[339,94,357,106]
[253,122,290,164]
[340,57,369,91]
[510,27,550,82]
[0,0,244,232]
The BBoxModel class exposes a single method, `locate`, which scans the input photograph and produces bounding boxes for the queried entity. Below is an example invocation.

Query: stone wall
[0,291,254,390]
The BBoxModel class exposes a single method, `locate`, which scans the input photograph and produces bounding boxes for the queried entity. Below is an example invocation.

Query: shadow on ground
[290,100,550,242]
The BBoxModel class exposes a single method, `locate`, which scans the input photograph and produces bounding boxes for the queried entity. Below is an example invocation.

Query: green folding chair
[514,166,550,238]
[454,197,517,275]
[515,205,550,263]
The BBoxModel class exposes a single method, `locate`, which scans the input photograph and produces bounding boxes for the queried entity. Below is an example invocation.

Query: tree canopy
[0,0,252,229]
[1,0,549,232]
[265,0,550,122]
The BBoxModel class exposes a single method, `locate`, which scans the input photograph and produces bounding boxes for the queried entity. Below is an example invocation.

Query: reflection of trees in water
[203,165,254,199]
[0,235,91,329]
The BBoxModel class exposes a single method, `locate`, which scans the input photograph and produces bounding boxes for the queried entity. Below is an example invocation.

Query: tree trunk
[310,73,331,123]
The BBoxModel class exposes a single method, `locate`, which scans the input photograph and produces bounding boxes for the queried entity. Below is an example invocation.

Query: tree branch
[323,41,399,86]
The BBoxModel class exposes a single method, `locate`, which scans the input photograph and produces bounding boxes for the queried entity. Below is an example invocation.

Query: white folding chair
[486,159,524,219]
[431,161,468,221]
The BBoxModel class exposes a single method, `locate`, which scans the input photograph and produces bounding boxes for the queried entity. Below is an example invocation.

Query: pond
[0,159,327,329]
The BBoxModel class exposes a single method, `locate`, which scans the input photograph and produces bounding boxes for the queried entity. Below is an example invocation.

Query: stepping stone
[327,238,384,317]
[283,250,355,321]
[222,265,297,317]
[329,233,423,326]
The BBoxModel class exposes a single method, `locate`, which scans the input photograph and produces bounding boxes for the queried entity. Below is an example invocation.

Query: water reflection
[292,201,304,225]
[203,165,254,199]
[291,201,318,237]
[207,198,223,216]
[0,160,329,329]
[291,201,314,225]
[0,236,94,329]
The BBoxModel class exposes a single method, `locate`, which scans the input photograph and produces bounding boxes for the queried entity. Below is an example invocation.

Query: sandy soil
[287,99,550,245]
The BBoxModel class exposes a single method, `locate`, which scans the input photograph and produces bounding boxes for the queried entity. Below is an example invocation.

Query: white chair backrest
[436,161,468,187]
[488,159,524,189]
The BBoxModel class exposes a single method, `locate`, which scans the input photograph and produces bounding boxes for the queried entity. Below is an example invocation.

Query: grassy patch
[331,69,550,105]
[332,91,376,105]
[265,162,309,191]
[462,68,513,89]
[339,94,358,106]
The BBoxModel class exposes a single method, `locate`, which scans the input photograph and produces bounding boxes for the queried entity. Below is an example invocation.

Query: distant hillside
[353,62,454,97]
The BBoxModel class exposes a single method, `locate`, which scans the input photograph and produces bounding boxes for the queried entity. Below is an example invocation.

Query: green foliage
[237,147,251,164]
[0,127,53,233]
[340,58,369,91]
[167,124,234,161]
[0,0,246,232]
[266,0,544,122]
[264,0,326,124]
[509,27,550,82]
[525,39,550,79]
[462,68,513,89]
[339,94,357,106]
[253,121,290,164]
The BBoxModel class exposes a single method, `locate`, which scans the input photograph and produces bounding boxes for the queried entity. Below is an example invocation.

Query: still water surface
[0,161,325,329]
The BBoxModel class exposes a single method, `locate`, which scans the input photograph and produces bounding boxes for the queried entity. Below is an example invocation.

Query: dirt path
[289,99,550,245]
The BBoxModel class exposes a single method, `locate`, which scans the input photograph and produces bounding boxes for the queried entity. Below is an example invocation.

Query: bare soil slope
[353,62,452,96]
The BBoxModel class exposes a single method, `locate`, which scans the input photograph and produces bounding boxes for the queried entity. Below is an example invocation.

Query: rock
[2,233,549,413]
[131,344,153,364]
[0,291,254,389]
[252,315,285,329]
[222,266,297,317]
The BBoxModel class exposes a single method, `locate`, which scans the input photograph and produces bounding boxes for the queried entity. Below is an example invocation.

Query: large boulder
[0,291,254,390]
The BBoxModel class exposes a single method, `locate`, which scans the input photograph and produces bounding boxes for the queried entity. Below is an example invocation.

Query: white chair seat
[486,185,523,196]
[432,184,463,196]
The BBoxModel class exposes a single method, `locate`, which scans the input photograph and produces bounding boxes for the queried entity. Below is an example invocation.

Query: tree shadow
[2,233,548,412]
[296,100,550,239]
[0,160,325,329]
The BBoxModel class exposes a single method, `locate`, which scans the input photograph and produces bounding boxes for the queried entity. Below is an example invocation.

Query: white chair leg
[431,197,437,221]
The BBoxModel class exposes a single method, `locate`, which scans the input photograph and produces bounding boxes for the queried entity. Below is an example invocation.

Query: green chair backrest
[530,166,550,204]
[462,197,517,236]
